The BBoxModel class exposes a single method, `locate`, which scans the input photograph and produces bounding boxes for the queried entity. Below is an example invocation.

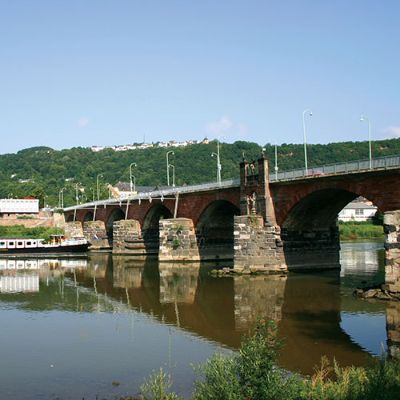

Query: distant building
[0,199,39,218]
[338,198,377,222]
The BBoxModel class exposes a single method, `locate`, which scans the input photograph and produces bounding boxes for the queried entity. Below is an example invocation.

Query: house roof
[342,202,377,210]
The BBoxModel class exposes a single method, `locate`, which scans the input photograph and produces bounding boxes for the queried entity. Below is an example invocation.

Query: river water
[0,241,397,399]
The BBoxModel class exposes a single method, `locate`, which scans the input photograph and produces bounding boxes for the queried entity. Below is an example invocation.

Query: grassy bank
[133,320,400,400]
[0,225,64,242]
[339,222,384,241]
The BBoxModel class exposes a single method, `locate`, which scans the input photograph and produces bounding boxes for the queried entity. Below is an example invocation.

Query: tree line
[0,137,399,207]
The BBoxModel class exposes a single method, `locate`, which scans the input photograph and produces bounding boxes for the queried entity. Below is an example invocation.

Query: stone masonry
[64,221,84,239]
[112,219,158,257]
[83,220,110,249]
[384,210,400,293]
[159,218,200,262]
[233,215,287,272]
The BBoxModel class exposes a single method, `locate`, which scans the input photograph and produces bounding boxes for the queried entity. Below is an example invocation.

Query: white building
[0,198,39,216]
[338,199,377,222]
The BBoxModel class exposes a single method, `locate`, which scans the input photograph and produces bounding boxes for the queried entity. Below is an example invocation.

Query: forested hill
[1,138,399,208]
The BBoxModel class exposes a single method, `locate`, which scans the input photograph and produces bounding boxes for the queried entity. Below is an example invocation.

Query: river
[0,241,397,399]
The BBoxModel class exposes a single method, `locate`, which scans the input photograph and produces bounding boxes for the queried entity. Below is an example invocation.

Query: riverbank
[0,225,64,241]
[130,320,400,400]
[339,222,383,241]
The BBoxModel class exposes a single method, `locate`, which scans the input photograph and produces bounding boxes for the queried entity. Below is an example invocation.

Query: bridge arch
[142,204,173,254]
[282,188,360,232]
[142,204,173,231]
[106,208,125,238]
[83,211,94,222]
[196,200,240,259]
[281,187,382,268]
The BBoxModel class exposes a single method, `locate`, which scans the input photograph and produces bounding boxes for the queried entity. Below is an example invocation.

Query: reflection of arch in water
[279,270,375,375]
[106,208,125,238]
[196,200,240,259]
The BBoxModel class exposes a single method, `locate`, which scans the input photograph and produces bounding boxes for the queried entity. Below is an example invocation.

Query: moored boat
[0,235,89,254]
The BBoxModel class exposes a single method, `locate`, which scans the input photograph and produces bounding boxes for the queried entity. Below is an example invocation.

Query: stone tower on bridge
[233,155,286,272]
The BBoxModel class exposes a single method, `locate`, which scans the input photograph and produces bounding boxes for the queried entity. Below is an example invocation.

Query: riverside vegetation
[133,320,400,400]
[0,225,63,241]
[339,222,384,241]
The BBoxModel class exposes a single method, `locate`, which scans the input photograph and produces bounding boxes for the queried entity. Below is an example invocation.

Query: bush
[194,320,300,400]
[138,320,400,400]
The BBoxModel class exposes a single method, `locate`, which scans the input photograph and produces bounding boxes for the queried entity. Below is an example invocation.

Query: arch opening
[83,211,94,222]
[106,208,125,239]
[142,204,173,255]
[196,200,240,260]
[281,188,382,269]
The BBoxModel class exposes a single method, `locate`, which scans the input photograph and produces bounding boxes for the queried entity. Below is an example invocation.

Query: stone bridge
[64,155,400,280]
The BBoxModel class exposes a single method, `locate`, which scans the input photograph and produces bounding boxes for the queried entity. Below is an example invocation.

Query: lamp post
[168,164,175,187]
[166,151,174,186]
[75,183,83,205]
[302,109,313,175]
[59,188,66,209]
[129,163,137,192]
[274,144,279,180]
[211,139,222,185]
[96,174,103,201]
[360,115,372,169]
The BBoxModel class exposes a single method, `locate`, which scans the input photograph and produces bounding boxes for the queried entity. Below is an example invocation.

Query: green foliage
[138,319,400,400]
[339,222,383,240]
[0,225,64,241]
[299,356,400,400]
[139,368,182,400]
[2,138,400,208]
[194,320,300,400]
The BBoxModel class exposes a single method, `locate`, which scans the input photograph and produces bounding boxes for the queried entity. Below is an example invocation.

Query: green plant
[172,238,181,250]
[139,368,181,400]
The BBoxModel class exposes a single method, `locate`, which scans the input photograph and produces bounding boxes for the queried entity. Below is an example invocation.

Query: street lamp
[274,144,279,180]
[168,164,176,187]
[166,151,174,186]
[211,139,222,185]
[96,174,103,201]
[75,183,84,205]
[129,163,137,192]
[58,188,66,209]
[360,115,372,169]
[302,109,313,175]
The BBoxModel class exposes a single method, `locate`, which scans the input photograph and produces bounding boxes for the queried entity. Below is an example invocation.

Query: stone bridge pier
[384,211,400,295]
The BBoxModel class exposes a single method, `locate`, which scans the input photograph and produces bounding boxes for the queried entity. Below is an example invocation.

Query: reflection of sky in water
[340,312,387,356]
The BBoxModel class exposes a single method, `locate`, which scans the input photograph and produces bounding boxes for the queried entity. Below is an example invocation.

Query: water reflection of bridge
[1,253,398,375]
[73,254,399,373]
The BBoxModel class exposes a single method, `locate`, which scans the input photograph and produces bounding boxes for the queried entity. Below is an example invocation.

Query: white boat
[0,235,89,254]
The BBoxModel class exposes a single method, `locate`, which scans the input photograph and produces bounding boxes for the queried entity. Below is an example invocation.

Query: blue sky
[0,0,399,154]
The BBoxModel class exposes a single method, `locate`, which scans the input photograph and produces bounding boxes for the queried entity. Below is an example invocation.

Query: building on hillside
[338,198,377,222]
[0,198,39,219]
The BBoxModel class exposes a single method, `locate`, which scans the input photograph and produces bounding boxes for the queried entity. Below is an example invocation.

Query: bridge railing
[270,154,400,182]
[64,154,400,211]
